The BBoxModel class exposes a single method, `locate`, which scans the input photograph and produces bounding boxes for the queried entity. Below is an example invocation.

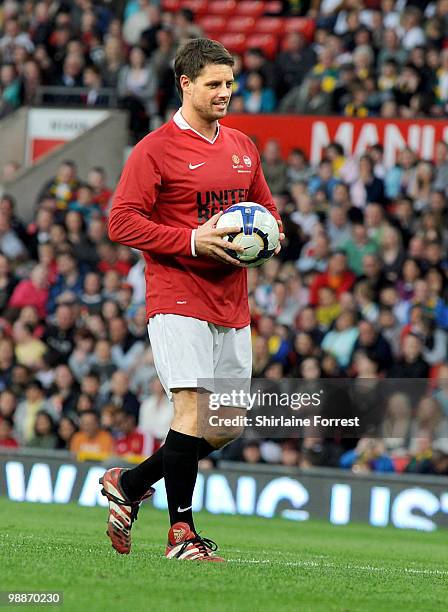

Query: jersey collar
[173,109,220,145]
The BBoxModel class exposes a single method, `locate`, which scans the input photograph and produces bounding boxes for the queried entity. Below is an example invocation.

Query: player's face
[186,63,234,122]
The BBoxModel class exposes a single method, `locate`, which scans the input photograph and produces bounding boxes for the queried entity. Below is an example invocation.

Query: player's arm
[109,144,194,256]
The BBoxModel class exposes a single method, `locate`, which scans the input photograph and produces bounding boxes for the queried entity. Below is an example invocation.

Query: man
[101,38,281,561]
[309,251,355,306]
[70,410,114,455]
[114,410,148,457]
[42,303,76,366]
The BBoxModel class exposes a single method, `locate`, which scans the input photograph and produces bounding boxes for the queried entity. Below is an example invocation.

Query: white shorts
[147,314,252,400]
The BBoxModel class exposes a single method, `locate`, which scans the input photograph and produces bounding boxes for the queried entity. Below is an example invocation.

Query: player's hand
[195,211,244,266]
[275,219,285,256]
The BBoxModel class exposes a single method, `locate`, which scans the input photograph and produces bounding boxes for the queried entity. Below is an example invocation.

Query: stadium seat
[245,33,278,59]
[208,0,237,15]
[198,15,226,35]
[264,0,283,14]
[227,16,256,33]
[180,0,209,15]
[255,17,285,35]
[218,33,246,54]
[234,1,265,17]
[161,0,181,10]
[283,17,316,42]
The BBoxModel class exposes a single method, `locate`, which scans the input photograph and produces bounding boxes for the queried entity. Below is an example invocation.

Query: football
[216,202,280,268]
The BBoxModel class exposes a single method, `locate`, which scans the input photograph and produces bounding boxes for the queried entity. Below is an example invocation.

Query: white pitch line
[226,557,448,577]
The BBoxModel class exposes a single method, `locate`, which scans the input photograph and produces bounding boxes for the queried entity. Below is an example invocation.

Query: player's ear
[179,74,192,98]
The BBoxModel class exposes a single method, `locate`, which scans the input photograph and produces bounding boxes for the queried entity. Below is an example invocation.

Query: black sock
[121,437,215,502]
[163,429,200,531]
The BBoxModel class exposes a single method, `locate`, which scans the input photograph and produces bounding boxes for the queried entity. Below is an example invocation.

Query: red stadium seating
[264,0,283,14]
[255,17,285,35]
[180,0,209,15]
[161,0,181,10]
[235,1,265,17]
[208,0,237,15]
[283,17,316,42]
[217,33,246,54]
[198,15,226,35]
[245,33,278,59]
[227,16,256,33]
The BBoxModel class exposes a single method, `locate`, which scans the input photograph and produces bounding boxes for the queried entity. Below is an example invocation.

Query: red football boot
[99,467,154,554]
[165,522,225,562]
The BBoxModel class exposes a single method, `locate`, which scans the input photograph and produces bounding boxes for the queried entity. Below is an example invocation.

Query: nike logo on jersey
[189,162,206,170]
[177,505,192,513]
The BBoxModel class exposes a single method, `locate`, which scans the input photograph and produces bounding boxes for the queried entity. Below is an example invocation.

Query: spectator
[12,320,46,370]
[47,364,80,418]
[42,304,76,365]
[340,438,395,473]
[308,160,340,199]
[57,416,78,450]
[68,184,101,222]
[26,410,58,449]
[47,251,84,315]
[242,71,276,113]
[276,32,316,98]
[8,264,49,319]
[351,320,393,374]
[70,409,114,455]
[388,333,429,379]
[309,251,356,306]
[342,223,378,276]
[326,205,352,249]
[0,417,18,448]
[14,379,54,443]
[321,311,359,368]
[0,211,27,261]
[87,167,113,212]
[138,377,173,443]
[261,139,288,195]
[37,161,80,211]
[90,339,117,388]
[382,392,413,454]
[117,45,158,142]
[0,254,17,312]
[68,328,96,382]
[107,315,143,369]
[0,195,28,246]
[114,409,149,456]
[105,370,140,420]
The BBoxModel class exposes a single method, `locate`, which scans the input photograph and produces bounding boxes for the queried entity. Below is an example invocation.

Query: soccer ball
[216,202,280,268]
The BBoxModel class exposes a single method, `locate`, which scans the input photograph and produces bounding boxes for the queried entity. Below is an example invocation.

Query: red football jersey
[109,110,279,328]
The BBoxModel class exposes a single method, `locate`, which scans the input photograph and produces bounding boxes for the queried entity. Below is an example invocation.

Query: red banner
[222,114,448,168]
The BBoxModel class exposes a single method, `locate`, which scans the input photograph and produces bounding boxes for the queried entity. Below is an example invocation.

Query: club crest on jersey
[232,153,251,173]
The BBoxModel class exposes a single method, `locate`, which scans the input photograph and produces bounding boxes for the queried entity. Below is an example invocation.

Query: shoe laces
[194,533,218,554]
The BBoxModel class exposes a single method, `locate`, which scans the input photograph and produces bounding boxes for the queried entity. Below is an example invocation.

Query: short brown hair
[174,38,234,99]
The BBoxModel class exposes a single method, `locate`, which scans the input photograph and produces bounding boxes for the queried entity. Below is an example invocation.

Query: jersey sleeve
[108,140,192,256]
[247,142,281,224]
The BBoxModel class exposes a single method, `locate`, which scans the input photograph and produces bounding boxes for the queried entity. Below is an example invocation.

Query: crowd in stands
[1,0,448,476]
[2,1,448,141]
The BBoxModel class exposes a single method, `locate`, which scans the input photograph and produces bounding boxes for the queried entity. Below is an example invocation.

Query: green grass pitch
[0,497,447,612]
